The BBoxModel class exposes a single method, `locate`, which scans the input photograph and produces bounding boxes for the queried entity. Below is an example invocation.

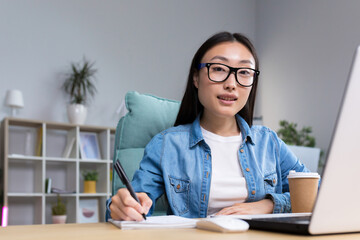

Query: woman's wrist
[260,198,275,214]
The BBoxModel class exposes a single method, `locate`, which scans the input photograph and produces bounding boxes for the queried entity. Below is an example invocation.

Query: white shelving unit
[1,118,115,225]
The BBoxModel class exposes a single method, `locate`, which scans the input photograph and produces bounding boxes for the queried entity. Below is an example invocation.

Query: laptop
[242,46,360,235]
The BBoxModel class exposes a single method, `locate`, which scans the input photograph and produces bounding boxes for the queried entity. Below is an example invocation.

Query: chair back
[112,91,180,215]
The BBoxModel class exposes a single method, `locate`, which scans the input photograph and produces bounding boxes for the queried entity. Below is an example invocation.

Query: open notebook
[109,216,198,230]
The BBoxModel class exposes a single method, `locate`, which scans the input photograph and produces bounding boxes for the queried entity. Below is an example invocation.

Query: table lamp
[5,89,24,116]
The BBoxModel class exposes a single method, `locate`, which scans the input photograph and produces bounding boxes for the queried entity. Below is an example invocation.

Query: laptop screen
[309,46,360,235]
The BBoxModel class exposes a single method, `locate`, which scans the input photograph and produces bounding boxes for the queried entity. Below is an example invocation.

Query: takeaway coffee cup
[287,170,320,213]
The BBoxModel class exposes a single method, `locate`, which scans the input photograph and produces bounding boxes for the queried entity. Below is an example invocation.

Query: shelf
[45,195,76,224]
[7,125,41,156]
[7,193,43,197]
[7,196,42,225]
[8,159,42,193]
[2,117,116,225]
[8,155,43,161]
[46,128,72,158]
[46,157,77,162]
[45,193,77,197]
[46,161,77,194]
[79,159,110,163]
[78,193,109,197]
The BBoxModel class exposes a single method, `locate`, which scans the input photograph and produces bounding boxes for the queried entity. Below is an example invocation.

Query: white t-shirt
[201,127,248,215]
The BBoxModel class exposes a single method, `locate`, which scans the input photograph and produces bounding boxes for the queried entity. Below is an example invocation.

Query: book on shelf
[24,130,33,156]
[45,178,52,194]
[51,187,76,194]
[35,127,43,156]
[62,129,77,158]
[62,137,75,158]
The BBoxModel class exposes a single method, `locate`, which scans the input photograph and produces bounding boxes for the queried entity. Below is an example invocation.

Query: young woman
[108,32,309,221]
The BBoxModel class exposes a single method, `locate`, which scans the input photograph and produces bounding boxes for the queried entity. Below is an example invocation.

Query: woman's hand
[110,188,153,221]
[216,199,274,215]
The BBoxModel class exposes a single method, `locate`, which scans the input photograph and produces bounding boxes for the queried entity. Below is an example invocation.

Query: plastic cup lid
[287,170,320,179]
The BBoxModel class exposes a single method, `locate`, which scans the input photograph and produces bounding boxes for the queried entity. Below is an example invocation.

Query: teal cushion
[112,91,179,216]
[112,148,168,216]
[112,148,144,194]
[117,91,181,149]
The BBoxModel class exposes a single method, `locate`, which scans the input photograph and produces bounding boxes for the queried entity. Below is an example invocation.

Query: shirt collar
[189,114,203,148]
[189,114,255,148]
[235,115,255,145]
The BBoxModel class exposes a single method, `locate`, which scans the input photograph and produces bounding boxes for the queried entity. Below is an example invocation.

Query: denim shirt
[126,114,310,218]
[106,114,310,220]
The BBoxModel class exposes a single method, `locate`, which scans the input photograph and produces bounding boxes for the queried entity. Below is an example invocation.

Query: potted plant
[52,194,67,224]
[83,170,99,193]
[277,120,321,172]
[62,58,97,125]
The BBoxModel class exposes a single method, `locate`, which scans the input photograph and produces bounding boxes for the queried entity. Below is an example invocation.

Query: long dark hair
[174,32,260,127]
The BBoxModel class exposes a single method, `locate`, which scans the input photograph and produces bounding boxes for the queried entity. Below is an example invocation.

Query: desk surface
[1,223,360,240]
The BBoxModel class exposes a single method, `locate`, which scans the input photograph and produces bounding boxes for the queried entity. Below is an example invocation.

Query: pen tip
[142,213,147,220]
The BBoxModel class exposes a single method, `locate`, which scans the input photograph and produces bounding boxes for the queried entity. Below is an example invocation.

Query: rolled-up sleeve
[268,132,313,213]
[131,133,165,215]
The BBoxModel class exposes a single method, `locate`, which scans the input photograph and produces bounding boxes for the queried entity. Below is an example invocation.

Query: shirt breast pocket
[168,176,190,215]
[264,172,277,194]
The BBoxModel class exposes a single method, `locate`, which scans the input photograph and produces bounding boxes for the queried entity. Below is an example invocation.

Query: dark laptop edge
[244,219,310,235]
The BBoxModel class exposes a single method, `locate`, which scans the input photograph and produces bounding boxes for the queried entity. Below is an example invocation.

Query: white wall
[0,0,256,127]
[255,0,360,163]
[3,0,360,163]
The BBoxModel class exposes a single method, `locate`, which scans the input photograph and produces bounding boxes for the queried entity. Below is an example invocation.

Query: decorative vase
[84,180,96,193]
[67,104,87,125]
[52,215,67,224]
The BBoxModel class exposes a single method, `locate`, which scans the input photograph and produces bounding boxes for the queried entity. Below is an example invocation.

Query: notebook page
[109,215,198,230]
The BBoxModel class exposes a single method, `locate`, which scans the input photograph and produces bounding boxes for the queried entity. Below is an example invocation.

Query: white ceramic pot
[52,215,67,224]
[67,104,87,125]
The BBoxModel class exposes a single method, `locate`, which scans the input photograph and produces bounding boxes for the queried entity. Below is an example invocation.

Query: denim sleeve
[131,133,165,215]
[105,197,112,221]
[266,192,291,213]
[267,132,312,213]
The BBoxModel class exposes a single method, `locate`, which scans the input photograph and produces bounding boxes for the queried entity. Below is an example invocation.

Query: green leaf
[82,170,99,181]
[62,57,97,105]
[277,120,316,147]
[52,194,66,215]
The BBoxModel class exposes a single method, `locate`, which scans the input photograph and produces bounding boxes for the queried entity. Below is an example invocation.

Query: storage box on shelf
[1,118,115,225]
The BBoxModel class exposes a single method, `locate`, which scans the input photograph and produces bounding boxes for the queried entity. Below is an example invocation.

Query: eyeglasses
[198,63,260,87]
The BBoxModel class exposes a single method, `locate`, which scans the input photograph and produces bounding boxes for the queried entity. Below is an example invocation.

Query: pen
[114,160,147,220]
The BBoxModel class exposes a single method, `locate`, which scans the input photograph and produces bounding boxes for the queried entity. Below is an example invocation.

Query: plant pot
[67,104,87,125]
[52,215,67,224]
[84,180,96,193]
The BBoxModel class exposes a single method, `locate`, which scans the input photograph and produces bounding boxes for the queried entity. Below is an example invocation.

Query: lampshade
[5,89,24,108]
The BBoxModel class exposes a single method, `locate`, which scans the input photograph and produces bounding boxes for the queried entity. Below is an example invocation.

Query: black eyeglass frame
[198,62,260,87]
